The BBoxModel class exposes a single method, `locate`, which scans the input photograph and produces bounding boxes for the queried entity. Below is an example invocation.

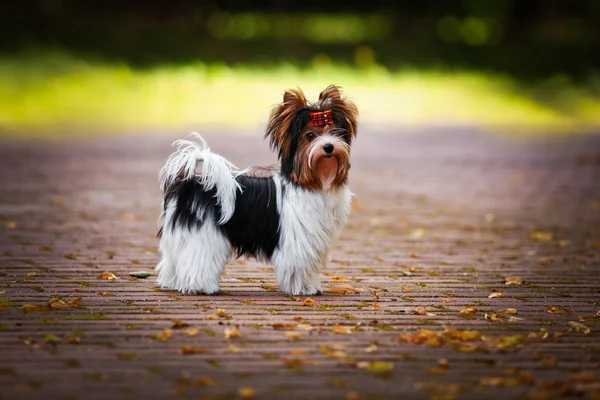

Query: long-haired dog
[156,85,358,295]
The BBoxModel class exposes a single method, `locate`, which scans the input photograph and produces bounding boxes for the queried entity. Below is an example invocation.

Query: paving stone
[0,129,599,400]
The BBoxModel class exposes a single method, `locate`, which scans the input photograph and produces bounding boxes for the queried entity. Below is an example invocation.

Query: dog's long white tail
[160,132,241,224]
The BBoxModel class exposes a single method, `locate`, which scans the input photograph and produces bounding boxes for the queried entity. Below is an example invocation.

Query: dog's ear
[319,85,341,101]
[266,88,307,159]
[320,85,359,141]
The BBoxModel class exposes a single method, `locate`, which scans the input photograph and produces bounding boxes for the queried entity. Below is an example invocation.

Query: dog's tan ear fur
[319,85,359,141]
[266,88,307,158]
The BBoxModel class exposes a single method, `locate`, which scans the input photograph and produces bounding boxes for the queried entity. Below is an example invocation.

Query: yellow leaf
[25,272,36,279]
[357,361,394,374]
[365,344,378,353]
[568,321,591,334]
[155,328,173,341]
[504,276,522,285]
[330,276,348,282]
[228,345,240,352]
[224,327,241,339]
[284,332,303,340]
[488,292,503,298]
[441,298,454,303]
[291,349,307,356]
[330,285,363,295]
[331,325,352,335]
[459,306,478,315]
[238,387,256,399]
[97,271,118,280]
[531,231,552,241]
[302,298,316,306]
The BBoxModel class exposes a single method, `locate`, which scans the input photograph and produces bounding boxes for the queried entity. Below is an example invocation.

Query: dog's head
[266,85,358,190]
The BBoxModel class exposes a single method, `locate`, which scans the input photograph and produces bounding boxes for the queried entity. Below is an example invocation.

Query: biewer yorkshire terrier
[156,85,358,295]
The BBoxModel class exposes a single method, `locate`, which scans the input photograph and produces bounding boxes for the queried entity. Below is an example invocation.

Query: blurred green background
[2,0,599,136]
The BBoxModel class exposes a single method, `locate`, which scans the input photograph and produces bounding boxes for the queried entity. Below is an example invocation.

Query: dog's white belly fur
[272,176,352,294]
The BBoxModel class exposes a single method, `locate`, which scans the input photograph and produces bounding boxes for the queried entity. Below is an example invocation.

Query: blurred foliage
[2,0,599,79]
[1,1,599,134]
[1,51,599,136]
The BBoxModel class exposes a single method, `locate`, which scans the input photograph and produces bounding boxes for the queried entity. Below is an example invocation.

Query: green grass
[1,51,599,137]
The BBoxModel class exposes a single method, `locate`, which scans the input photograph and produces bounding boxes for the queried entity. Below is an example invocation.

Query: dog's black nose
[323,144,334,154]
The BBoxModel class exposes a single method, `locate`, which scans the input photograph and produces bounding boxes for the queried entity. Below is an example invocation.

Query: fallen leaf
[184,327,199,336]
[414,307,436,316]
[171,320,190,329]
[25,272,36,279]
[546,306,569,314]
[5,221,17,229]
[531,231,552,241]
[180,346,207,355]
[459,306,478,316]
[356,361,394,375]
[238,387,256,399]
[568,321,591,334]
[537,256,554,265]
[116,353,139,361]
[228,345,240,352]
[302,298,316,306]
[497,308,517,315]
[330,276,348,282]
[330,285,363,295]
[372,303,387,309]
[98,291,112,297]
[155,328,173,341]
[291,349,307,356]
[224,327,241,339]
[97,271,118,280]
[441,298,454,303]
[22,304,51,313]
[284,332,303,340]
[365,344,378,353]
[331,325,352,335]
[488,292,503,299]
[43,334,61,344]
[504,276,523,285]
[195,377,217,387]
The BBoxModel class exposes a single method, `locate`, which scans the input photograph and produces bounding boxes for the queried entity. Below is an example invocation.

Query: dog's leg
[272,252,324,296]
[157,218,231,295]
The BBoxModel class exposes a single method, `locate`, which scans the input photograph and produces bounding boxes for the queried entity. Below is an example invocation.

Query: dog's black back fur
[160,175,281,260]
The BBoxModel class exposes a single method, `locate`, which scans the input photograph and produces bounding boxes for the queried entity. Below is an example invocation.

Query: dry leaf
[365,344,378,353]
[5,221,17,229]
[224,327,241,339]
[488,292,503,299]
[331,325,352,335]
[228,345,240,352]
[302,298,316,306]
[531,231,552,241]
[195,377,217,387]
[291,349,307,356]
[497,308,517,315]
[155,328,173,341]
[330,285,363,295]
[284,332,303,340]
[546,306,569,314]
[568,321,591,334]
[414,307,436,316]
[97,271,118,280]
[238,387,256,399]
[22,304,51,313]
[330,276,348,282]
[184,327,199,336]
[179,346,207,355]
[459,306,478,315]
[356,361,394,375]
[372,303,387,309]
[504,276,523,285]
[441,298,454,303]
[25,272,36,279]
[171,320,190,329]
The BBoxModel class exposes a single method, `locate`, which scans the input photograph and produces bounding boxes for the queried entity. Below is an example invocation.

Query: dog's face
[266,85,358,190]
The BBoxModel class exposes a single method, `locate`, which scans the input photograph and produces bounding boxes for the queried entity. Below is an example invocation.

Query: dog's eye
[306,132,315,140]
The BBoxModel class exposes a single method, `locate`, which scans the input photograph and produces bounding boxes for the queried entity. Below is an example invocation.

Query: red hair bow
[310,110,333,127]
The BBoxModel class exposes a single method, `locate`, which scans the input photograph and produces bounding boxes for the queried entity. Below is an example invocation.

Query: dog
[156,85,358,295]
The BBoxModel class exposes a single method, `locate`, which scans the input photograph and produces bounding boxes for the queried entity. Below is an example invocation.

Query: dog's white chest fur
[271,176,352,294]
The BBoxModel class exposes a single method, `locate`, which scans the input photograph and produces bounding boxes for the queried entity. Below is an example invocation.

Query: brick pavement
[0,128,599,400]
